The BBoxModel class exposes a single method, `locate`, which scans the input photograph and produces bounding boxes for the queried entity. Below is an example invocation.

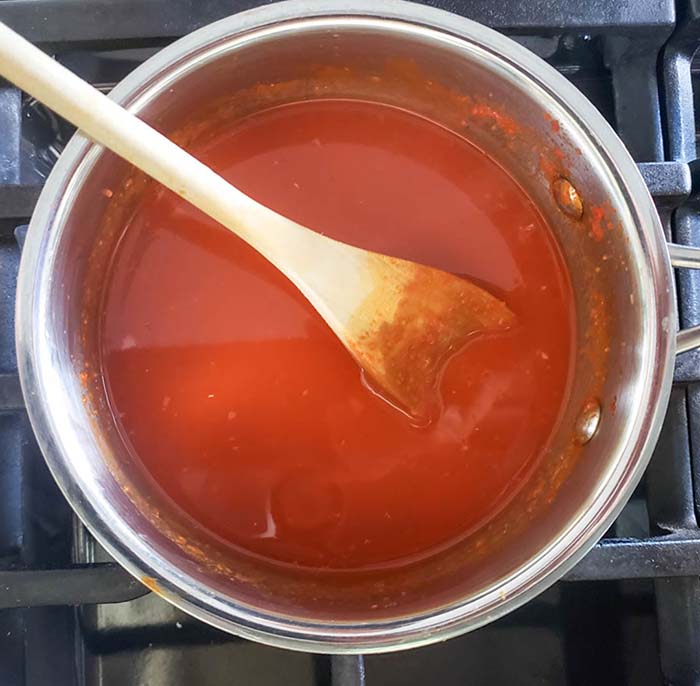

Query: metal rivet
[552,177,583,219]
[574,399,601,445]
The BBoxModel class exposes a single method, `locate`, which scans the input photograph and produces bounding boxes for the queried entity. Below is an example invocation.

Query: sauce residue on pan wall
[99,99,575,571]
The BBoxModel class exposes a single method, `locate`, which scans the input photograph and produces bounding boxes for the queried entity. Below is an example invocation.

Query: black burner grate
[1,2,700,685]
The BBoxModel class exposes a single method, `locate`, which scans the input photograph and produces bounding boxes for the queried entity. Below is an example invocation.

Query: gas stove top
[1,2,700,684]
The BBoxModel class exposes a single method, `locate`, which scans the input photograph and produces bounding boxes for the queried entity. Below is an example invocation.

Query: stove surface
[1,2,700,685]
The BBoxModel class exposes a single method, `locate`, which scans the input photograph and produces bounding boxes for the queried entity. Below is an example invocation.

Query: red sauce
[100,99,574,571]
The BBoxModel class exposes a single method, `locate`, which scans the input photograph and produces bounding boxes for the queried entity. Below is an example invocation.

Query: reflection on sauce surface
[100,99,574,570]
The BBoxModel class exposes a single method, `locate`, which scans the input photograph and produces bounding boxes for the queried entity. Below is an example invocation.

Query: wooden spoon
[0,22,514,420]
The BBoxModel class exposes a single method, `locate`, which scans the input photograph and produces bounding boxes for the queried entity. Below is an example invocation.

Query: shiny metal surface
[669,242,700,352]
[573,399,602,445]
[668,242,700,269]
[14,0,696,653]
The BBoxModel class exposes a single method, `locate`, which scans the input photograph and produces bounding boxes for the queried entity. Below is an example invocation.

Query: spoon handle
[0,21,312,266]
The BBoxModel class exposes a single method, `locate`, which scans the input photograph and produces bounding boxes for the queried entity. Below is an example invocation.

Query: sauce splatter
[99,99,574,571]
[544,112,561,134]
[590,205,606,242]
[140,575,164,595]
[469,103,520,137]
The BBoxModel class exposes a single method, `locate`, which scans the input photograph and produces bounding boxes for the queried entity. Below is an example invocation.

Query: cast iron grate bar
[652,3,700,683]
[0,564,146,608]
[0,0,675,46]
[4,531,700,610]
[0,373,23,413]
[562,534,700,581]
[0,185,41,221]
[331,656,366,686]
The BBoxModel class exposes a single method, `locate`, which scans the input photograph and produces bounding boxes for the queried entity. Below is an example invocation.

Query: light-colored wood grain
[0,21,514,418]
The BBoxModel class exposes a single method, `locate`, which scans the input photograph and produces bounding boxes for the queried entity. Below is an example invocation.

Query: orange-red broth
[99,99,574,571]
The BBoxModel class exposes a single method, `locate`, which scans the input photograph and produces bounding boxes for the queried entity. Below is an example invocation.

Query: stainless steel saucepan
[15,0,700,653]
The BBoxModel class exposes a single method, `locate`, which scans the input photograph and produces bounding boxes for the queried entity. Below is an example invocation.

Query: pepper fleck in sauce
[100,99,574,571]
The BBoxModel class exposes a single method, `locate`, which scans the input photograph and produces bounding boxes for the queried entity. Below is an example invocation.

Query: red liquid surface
[100,99,574,570]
